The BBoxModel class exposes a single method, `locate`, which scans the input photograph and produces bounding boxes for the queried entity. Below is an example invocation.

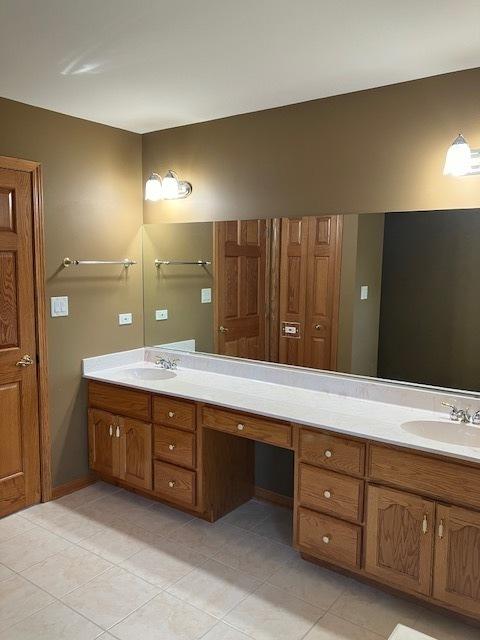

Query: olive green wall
[143,68,480,225]
[0,96,143,487]
[143,223,214,351]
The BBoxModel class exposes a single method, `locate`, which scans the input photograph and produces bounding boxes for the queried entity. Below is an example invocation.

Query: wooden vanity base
[87,381,480,624]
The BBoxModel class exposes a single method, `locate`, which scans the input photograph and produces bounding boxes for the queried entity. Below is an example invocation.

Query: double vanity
[83,348,480,623]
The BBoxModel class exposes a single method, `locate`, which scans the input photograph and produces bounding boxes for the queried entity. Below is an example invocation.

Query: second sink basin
[119,367,177,381]
[401,420,480,447]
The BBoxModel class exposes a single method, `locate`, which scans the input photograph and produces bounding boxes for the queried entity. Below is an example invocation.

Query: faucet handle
[441,401,462,422]
[470,410,480,425]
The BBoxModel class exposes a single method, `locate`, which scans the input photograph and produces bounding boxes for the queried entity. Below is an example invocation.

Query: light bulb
[145,173,163,201]
[443,134,472,176]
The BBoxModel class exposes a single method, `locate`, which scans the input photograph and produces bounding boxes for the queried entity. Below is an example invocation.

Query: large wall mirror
[143,210,480,394]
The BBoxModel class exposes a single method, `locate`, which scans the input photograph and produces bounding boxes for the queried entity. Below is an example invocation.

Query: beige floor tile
[61,566,159,629]
[0,601,103,640]
[251,506,293,545]
[110,591,216,640]
[75,491,154,527]
[410,609,479,640]
[0,574,53,632]
[18,500,77,528]
[330,582,421,637]
[224,583,323,640]
[168,558,261,617]
[221,500,272,531]
[0,564,13,582]
[36,509,107,543]
[267,556,351,608]
[77,519,155,564]
[21,544,113,597]
[214,530,296,580]
[120,537,207,588]
[0,513,35,542]
[55,482,120,509]
[0,525,72,571]
[201,622,253,639]
[171,519,241,556]
[303,613,384,640]
[122,501,193,536]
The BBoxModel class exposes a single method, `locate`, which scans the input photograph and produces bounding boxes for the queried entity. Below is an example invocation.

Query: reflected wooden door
[214,220,267,360]
[0,167,41,516]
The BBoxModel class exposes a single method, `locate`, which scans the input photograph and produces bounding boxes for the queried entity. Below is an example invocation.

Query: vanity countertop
[82,349,480,465]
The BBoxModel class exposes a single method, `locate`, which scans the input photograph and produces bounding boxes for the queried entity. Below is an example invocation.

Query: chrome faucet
[442,402,480,425]
[155,356,179,370]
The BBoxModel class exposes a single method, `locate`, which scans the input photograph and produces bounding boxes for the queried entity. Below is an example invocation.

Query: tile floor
[0,482,478,640]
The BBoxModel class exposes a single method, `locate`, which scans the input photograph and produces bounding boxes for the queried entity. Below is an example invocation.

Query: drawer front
[299,429,365,476]
[369,445,480,510]
[202,406,292,448]
[153,395,196,431]
[89,381,151,421]
[154,425,195,469]
[154,461,196,506]
[298,464,364,522]
[297,507,361,569]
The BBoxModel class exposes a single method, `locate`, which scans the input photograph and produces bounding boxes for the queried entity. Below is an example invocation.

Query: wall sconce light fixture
[444,133,480,176]
[145,170,192,201]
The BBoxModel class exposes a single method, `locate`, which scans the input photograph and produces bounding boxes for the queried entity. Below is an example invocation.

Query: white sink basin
[401,420,480,447]
[119,367,176,381]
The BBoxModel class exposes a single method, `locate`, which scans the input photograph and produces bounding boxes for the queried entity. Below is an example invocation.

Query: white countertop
[83,351,480,465]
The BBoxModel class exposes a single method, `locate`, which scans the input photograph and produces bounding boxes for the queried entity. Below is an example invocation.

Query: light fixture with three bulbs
[443,133,480,177]
[145,170,192,201]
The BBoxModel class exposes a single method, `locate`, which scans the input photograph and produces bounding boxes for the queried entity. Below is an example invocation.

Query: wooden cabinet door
[88,409,118,478]
[119,417,152,491]
[365,485,435,595]
[433,504,480,616]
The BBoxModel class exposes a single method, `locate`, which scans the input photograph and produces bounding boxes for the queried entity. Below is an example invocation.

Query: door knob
[219,326,229,333]
[16,354,34,367]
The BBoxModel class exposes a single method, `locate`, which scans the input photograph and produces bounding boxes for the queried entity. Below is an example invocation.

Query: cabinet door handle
[323,490,332,499]
[322,535,331,544]
[422,514,428,534]
[324,449,333,458]
[168,443,176,451]
[168,480,175,488]
[237,423,245,431]
[109,425,113,437]
[115,425,120,438]
[438,519,444,539]
[168,411,175,418]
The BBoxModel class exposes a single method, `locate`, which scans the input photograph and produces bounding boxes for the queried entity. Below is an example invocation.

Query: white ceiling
[1,1,479,134]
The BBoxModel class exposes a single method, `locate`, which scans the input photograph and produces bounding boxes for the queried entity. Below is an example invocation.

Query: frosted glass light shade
[162,171,180,199]
[145,173,163,201]
[443,134,472,176]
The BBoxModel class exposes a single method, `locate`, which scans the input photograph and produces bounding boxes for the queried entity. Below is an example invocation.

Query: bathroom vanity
[83,349,480,623]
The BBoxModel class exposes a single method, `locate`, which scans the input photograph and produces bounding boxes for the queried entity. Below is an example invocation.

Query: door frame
[0,155,51,502]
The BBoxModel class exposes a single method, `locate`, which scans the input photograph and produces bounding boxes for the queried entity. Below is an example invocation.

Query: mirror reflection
[143,210,480,393]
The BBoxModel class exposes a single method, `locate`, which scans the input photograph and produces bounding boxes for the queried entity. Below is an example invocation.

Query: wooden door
[119,417,152,491]
[365,485,435,596]
[0,167,41,516]
[278,216,342,369]
[433,504,480,616]
[214,220,267,360]
[88,409,118,478]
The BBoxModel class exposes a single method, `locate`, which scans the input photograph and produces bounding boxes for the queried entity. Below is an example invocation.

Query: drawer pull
[438,519,444,539]
[109,425,113,437]
[237,423,245,431]
[324,449,333,458]
[322,535,331,544]
[323,490,332,499]
[168,443,176,451]
[168,411,176,418]
[422,514,428,535]
[168,480,176,488]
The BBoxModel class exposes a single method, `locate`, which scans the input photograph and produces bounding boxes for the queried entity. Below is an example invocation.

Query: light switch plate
[155,309,168,321]
[201,288,212,304]
[119,313,133,325]
[51,296,69,317]
[360,285,369,300]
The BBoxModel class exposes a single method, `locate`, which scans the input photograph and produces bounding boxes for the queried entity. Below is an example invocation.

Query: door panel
[88,409,117,478]
[0,167,40,516]
[214,220,267,360]
[365,485,434,596]
[119,417,152,490]
[433,504,480,616]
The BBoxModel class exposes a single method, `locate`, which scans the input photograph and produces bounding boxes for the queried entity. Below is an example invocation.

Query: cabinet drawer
[89,381,151,421]
[202,406,292,448]
[154,461,196,506]
[154,425,195,469]
[153,395,196,431]
[297,507,361,569]
[369,445,480,510]
[298,464,364,522]
[299,429,365,476]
